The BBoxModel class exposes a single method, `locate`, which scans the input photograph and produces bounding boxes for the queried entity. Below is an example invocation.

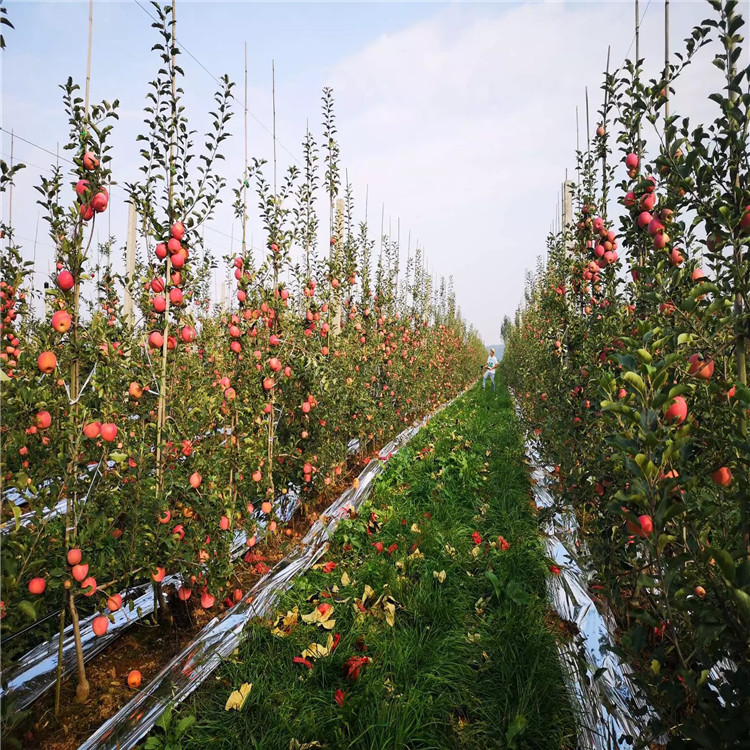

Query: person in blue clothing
[483,348,498,392]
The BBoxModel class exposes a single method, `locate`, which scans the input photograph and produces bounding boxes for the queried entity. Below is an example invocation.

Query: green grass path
[145,376,575,750]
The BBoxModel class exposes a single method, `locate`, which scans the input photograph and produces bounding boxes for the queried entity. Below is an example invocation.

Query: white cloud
[325,0,721,341]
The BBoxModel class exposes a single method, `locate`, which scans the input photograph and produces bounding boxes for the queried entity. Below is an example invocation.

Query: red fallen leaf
[549,565,561,575]
[293,656,314,670]
[342,544,353,552]
[330,633,341,652]
[254,562,270,575]
[320,591,332,599]
[424,512,431,519]
[400,519,407,526]
[472,531,482,545]
[343,655,371,681]
[317,602,333,617]
[224,596,234,608]
[372,542,384,553]
[497,535,510,551]
[387,543,398,554]
[334,688,346,706]
[355,601,368,613]
[322,561,337,574]
[369,511,379,523]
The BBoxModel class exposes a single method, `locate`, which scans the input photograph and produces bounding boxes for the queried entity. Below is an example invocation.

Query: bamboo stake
[84,0,93,117]
[272,59,277,196]
[664,0,670,125]
[7,130,13,235]
[602,46,611,220]
[242,41,248,256]
[635,0,641,149]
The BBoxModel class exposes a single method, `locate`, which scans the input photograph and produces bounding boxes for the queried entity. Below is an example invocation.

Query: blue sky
[2,1,719,341]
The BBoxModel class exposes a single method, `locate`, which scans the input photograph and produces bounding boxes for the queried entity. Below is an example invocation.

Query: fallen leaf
[272,607,299,637]
[410,523,421,533]
[301,603,336,629]
[225,682,252,711]
[340,572,350,587]
[362,584,375,605]
[433,570,446,584]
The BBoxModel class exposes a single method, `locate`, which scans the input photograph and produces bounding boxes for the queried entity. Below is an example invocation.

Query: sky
[0,0,725,343]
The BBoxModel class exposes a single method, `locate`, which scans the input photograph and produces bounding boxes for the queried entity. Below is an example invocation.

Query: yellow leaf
[271,608,299,637]
[301,604,335,629]
[225,682,252,711]
[302,641,330,659]
[410,523,421,533]
[362,584,375,605]
[433,570,446,583]
[341,572,350,587]
[408,548,424,560]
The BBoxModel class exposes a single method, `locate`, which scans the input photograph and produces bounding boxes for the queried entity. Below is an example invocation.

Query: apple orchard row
[502,1,750,742]
[0,4,486,709]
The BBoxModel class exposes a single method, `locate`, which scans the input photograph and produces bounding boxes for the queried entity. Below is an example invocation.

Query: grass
[144,376,576,750]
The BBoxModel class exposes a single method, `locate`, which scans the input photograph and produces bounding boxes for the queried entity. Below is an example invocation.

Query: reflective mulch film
[0,489,301,711]
[523,428,656,748]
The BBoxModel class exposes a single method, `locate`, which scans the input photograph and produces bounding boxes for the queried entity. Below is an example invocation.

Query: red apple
[91,190,108,213]
[92,615,109,637]
[100,423,117,442]
[51,310,72,333]
[57,270,75,291]
[67,548,82,566]
[83,422,101,439]
[665,396,688,424]
[711,467,732,487]
[37,351,57,374]
[82,151,99,170]
[688,354,714,380]
[28,577,46,595]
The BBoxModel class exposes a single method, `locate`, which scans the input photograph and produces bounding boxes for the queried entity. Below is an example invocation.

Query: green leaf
[623,371,646,396]
[713,549,735,583]
[18,600,37,621]
[176,715,196,735]
[505,713,528,750]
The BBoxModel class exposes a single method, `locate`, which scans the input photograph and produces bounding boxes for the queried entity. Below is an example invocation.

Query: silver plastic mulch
[523,426,656,748]
[75,393,461,750]
[0,490,299,711]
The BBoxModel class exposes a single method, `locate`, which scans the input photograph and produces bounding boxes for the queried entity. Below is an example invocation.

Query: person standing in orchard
[483,348,498,392]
